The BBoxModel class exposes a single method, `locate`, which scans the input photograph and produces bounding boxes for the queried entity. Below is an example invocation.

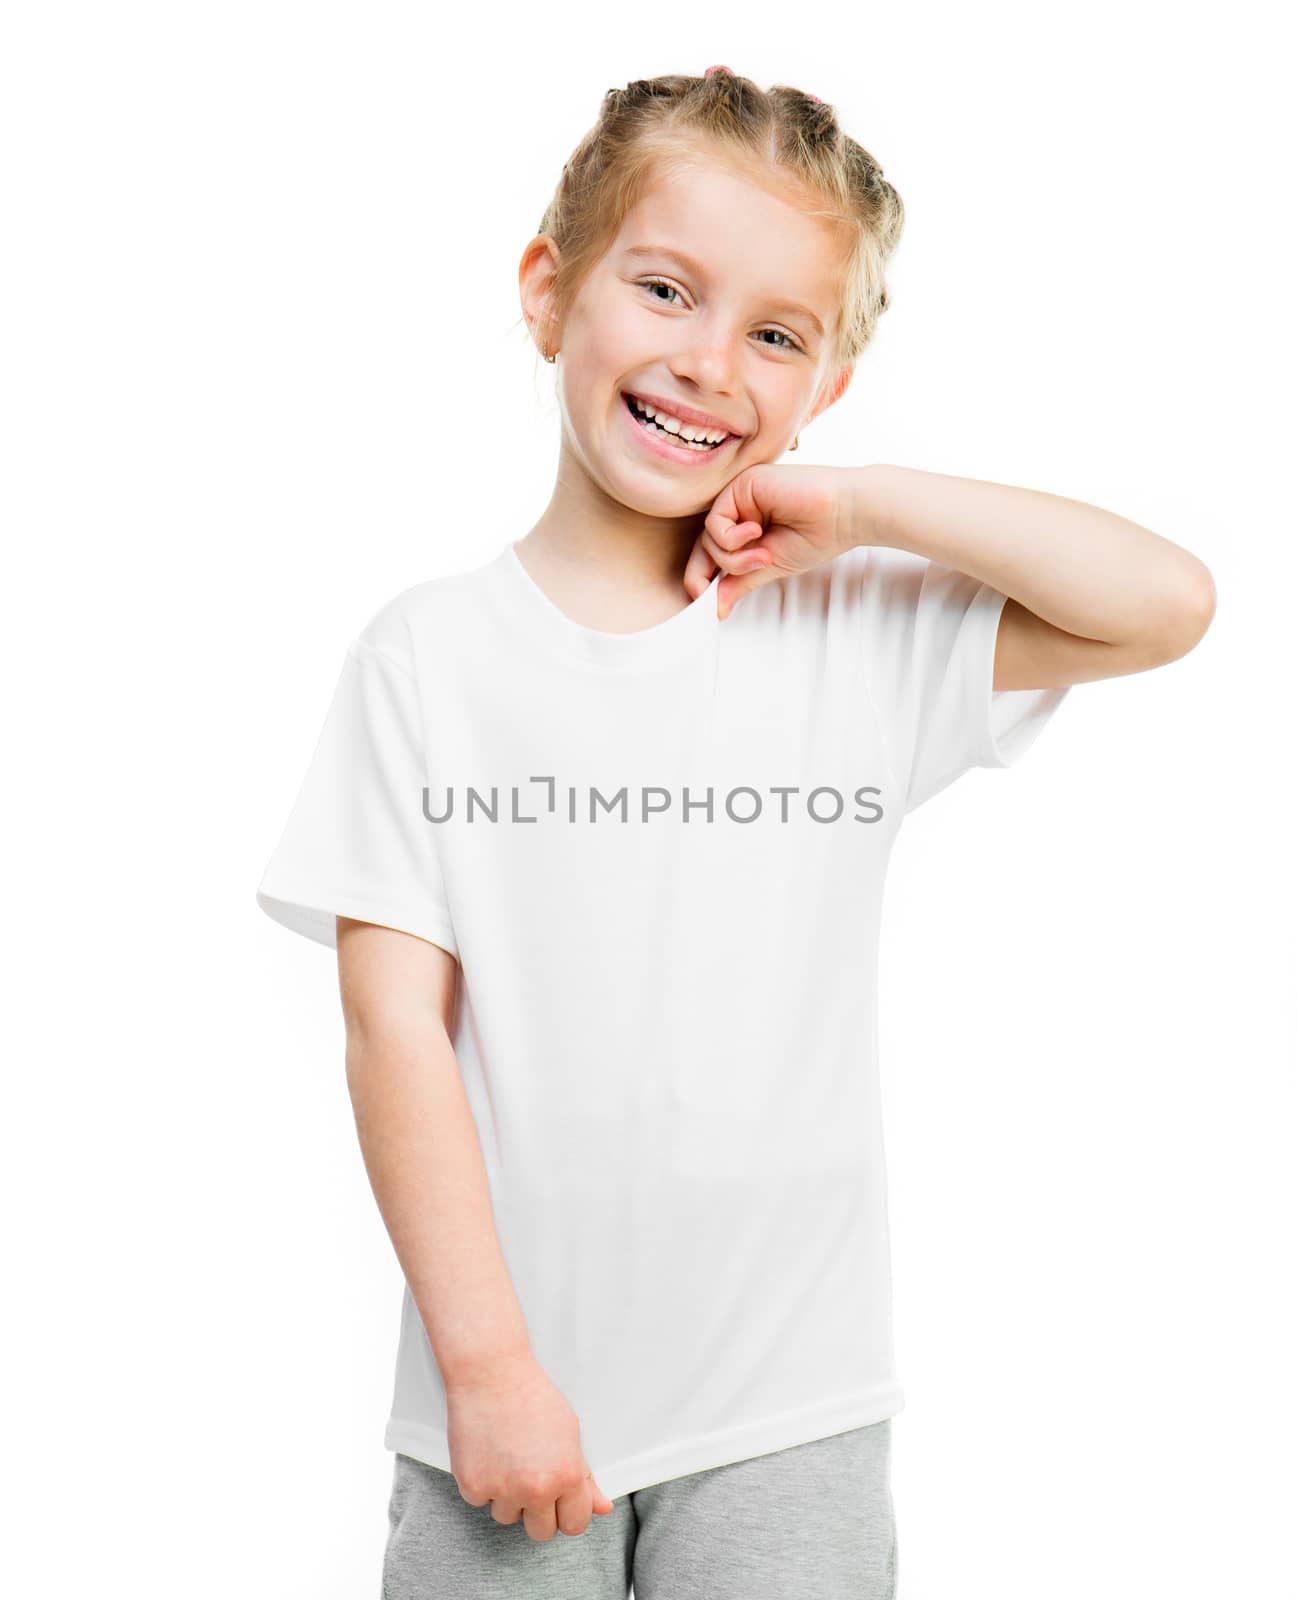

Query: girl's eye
[640,277,686,308]
[636,279,803,352]
[754,328,799,351]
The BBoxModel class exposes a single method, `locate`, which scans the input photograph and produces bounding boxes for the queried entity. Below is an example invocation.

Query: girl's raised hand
[685,463,858,619]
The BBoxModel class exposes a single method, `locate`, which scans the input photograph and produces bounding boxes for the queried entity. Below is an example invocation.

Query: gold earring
[542,343,556,364]
[789,433,799,451]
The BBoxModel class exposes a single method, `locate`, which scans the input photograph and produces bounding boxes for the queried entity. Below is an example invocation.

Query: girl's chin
[606,476,712,517]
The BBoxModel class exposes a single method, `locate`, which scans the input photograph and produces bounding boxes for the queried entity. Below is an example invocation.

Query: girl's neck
[514,512,704,635]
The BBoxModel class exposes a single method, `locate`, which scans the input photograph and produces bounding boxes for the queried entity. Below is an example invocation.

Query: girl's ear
[809,364,854,425]
[519,235,562,357]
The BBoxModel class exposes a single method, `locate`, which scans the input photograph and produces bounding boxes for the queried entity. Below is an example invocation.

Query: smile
[621,392,739,462]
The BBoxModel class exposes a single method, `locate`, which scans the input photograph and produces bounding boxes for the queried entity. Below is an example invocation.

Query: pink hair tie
[702,64,822,102]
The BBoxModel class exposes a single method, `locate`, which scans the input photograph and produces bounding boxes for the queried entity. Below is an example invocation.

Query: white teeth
[630,396,730,446]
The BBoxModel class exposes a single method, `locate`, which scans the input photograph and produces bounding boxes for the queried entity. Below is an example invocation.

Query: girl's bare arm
[333,914,615,1538]
[335,914,531,1384]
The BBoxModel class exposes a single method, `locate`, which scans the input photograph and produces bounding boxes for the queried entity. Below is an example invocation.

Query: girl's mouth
[620,391,739,462]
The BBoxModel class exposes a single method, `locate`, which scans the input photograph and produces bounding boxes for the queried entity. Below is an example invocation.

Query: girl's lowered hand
[445,1349,616,1541]
[685,463,859,619]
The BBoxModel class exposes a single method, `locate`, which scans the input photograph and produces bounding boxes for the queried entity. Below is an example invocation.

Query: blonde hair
[525,69,906,375]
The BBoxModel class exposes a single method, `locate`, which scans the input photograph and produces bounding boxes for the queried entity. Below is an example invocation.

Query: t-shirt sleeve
[858,547,1070,817]
[255,635,458,960]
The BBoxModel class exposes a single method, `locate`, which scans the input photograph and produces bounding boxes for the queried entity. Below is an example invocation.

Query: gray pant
[381,1419,896,1598]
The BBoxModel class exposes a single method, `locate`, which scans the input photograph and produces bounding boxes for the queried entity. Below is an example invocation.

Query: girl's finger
[704,514,763,554]
[699,525,771,574]
[717,552,782,620]
[682,539,718,598]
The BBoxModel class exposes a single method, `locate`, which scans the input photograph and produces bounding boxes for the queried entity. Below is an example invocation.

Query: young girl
[255,67,1214,1598]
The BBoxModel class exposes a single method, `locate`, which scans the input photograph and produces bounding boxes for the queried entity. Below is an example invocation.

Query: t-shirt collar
[491,540,721,672]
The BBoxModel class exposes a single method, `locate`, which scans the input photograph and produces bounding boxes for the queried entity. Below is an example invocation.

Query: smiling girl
[256,67,1214,1598]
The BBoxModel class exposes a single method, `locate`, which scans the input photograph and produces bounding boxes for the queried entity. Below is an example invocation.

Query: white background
[5,3,1292,1596]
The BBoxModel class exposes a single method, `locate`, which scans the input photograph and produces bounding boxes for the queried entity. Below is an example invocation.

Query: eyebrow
[621,244,827,338]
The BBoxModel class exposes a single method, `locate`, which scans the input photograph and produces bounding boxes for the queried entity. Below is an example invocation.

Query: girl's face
[526,156,851,516]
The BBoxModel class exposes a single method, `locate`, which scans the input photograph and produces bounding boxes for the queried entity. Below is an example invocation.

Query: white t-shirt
[255,538,1068,1500]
